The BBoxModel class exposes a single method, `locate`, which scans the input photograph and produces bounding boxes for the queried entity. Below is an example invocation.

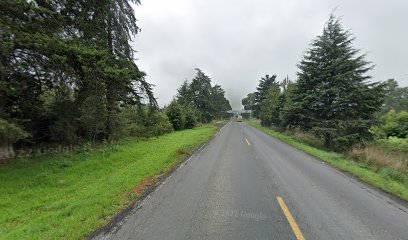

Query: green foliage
[175,69,231,123]
[0,0,157,147]
[241,93,256,111]
[378,110,408,138]
[190,69,215,122]
[282,14,385,150]
[382,79,408,114]
[177,80,194,106]
[0,119,29,142]
[147,111,174,136]
[380,168,408,183]
[259,79,282,126]
[253,74,277,118]
[0,125,217,239]
[377,137,408,154]
[183,106,200,129]
[166,101,186,131]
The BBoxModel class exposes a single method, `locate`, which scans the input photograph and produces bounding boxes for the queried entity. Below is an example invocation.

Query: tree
[211,84,232,119]
[381,110,408,138]
[259,81,283,127]
[0,119,29,160]
[147,111,173,137]
[175,69,231,123]
[190,69,215,122]
[166,101,185,131]
[242,93,256,111]
[382,79,408,114]
[177,80,193,106]
[284,14,385,150]
[183,106,200,129]
[280,80,297,127]
[0,0,156,146]
[253,74,277,118]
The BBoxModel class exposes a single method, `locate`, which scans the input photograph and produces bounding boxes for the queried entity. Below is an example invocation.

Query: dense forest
[242,15,408,151]
[0,0,231,160]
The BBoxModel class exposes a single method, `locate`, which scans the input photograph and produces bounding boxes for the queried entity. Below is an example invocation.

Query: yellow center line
[245,138,251,146]
[277,196,305,240]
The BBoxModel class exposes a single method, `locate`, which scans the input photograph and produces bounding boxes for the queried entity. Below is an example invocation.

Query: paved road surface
[93,121,408,240]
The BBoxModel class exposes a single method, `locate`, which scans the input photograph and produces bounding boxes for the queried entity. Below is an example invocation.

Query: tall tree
[284,14,385,150]
[0,0,156,145]
[259,78,286,127]
[211,84,232,119]
[176,69,231,122]
[254,74,277,118]
[190,68,215,122]
[382,79,408,114]
[242,93,256,111]
[176,80,193,106]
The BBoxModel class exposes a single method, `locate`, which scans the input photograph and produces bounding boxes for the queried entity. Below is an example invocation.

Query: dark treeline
[0,0,155,157]
[242,14,407,151]
[166,68,232,131]
[0,1,231,160]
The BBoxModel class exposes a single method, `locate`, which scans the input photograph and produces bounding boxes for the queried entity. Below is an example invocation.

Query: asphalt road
[93,121,408,240]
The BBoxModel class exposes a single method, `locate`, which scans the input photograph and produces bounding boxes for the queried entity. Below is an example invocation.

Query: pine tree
[254,74,277,118]
[382,79,408,114]
[0,0,156,145]
[285,14,385,150]
[242,93,256,111]
[175,69,231,122]
[190,69,215,122]
[259,80,283,127]
[211,85,232,119]
[176,80,193,106]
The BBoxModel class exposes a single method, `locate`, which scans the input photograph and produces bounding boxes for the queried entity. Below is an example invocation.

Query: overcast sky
[132,0,408,110]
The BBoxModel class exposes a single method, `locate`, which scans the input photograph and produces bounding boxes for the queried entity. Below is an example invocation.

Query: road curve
[92,121,408,240]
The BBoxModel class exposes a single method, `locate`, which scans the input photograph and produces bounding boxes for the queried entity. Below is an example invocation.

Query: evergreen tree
[0,0,156,147]
[211,84,232,119]
[176,80,193,106]
[284,14,385,150]
[382,79,408,114]
[166,100,185,131]
[190,69,215,122]
[242,93,256,111]
[175,69,231,123]
[259,81,283,127]
[254,74,277,118]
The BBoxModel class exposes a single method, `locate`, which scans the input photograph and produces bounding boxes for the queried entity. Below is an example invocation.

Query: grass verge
[0,125,218,240]
[246,120,408,202]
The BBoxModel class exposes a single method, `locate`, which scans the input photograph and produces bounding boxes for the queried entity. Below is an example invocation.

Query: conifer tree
[254,74,277,118]
[284,14,385,150]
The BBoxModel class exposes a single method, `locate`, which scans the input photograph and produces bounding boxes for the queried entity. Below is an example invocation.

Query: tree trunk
[0,134,15,163]
[105,13,116,138]
[324,134,332,149]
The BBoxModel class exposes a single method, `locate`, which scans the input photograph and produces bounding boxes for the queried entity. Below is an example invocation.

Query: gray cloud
[133,0,408,110]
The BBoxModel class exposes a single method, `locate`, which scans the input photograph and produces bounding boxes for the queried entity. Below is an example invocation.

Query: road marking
[245,138,251,146]
[277,196,305,240]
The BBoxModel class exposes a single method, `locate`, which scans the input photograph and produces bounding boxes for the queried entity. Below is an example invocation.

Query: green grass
[247,120,408,202]
[0,125,218,240]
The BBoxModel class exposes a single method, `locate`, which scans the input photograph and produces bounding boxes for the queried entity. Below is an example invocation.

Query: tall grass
[0,125,218,240]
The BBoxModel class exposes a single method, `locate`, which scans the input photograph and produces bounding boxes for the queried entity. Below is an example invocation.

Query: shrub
[348,142,407,173]
[183,106,199,129]
[166,101,185,131]
[148,112,173,136]
[380,167,407,183]
[378,110,408,139]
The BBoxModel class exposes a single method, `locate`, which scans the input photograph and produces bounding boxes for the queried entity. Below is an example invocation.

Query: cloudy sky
[132,0,408,110]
